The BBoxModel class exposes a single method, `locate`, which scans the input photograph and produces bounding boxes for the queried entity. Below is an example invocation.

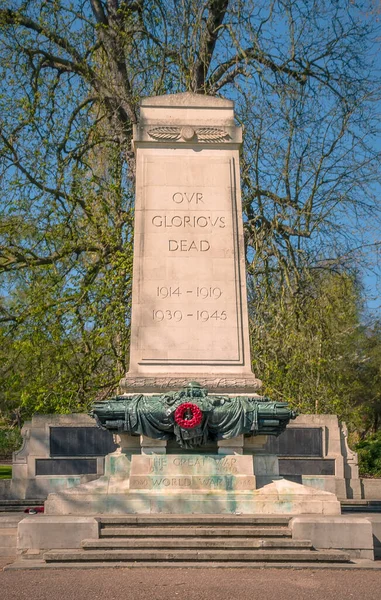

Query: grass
[0,465,12,479]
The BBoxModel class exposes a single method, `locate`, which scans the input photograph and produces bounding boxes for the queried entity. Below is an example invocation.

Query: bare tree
[0,0,380,411]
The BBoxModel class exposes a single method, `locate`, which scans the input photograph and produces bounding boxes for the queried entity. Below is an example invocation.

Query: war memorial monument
[9,93,377,566]
[42,93,341,517]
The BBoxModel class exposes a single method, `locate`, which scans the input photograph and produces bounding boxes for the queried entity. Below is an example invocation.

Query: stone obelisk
[120,93,261,394]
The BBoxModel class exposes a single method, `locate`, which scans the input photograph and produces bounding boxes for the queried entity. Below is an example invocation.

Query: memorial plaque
[35,458,97,476]
[263,427,323,457]
[279,458,335,476]
[50,427,116,457]
[121,93,261,393]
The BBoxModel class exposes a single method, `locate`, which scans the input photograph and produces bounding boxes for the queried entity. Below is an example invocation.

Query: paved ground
[1,560,381,600]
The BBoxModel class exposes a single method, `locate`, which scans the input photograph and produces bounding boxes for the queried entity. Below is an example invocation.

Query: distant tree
[249,270,381,434]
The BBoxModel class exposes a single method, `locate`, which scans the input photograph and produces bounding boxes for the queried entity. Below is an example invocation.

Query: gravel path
[1,563,381,600]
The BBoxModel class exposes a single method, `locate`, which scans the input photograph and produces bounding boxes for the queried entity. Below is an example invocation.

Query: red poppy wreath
[174,402,203,429]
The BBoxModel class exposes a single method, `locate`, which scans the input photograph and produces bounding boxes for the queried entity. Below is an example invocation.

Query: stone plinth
[44,452,340,516]
[290,516,374,559]
[17,516,99,555]
[121,93,260,394]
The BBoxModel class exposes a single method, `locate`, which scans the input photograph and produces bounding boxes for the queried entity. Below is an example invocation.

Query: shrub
[356,432,381,478]
[0,428,22,460]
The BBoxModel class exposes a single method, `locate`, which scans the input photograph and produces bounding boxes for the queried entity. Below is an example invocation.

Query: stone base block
[254,455,279,477]
[104,451,132,477]
[365,515,381,559]
[44,461,340,516]
[249,479,341,516]
[290,516,374,559]
[361,478,381,499]
[0,479,11,500]
[45,487,340,516]
[217,436,244,455]
[129,474,256,491]
[17,516,99,554]
[0,529,17,557]
[296,476,340,495]
[113,433,140,451]
[140,436,167,455]
[345,478,362,500]
[10,474,100,500]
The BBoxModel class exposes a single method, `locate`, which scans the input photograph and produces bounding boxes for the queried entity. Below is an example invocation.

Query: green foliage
[0,428,22,460]
[0,145,134,418]
[356,432,381,477]
[250,270,381,434]
[0,465,12,479]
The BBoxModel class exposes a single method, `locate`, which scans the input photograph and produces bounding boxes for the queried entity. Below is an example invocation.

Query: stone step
[82,537,312,550]
[100,515,291,526]
[0,499,41,505]
[0,500,42,513]
[341,502,381,514]
[43,548,350,563]
[100,526,292,538]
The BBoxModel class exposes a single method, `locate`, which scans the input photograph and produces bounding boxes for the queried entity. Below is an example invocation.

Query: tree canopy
[0,1,380,433]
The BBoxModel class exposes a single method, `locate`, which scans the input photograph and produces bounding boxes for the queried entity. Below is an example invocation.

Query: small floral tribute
[174,402,203,429]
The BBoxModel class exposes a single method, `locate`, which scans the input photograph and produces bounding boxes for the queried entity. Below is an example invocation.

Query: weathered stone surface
[17,516,99,552]
[266,414,354,499]
[128,475,256,491]
[44,452,341,516]
[9,413,112,500]
[130,454,253,476]
[119,376,262,393]
[129,454,256,491]
[217,435,244,455]
[0,532,17,557]
[250,479,341,515]
[364,515,381,558]
[0,480,11,499]
[42,548,350,563]
[7,410,362,501]
[122,93,260,393]
[290,516,374,559]
[361,478,381,499]
[104,450,132,477]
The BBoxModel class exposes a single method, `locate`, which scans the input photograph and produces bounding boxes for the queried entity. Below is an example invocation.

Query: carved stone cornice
[133,123,241,145]
[147,126,231,143]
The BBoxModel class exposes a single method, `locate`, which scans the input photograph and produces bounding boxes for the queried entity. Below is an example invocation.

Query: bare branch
[0,8,84,62]
[90,0,108,25]
[191,0,229,92]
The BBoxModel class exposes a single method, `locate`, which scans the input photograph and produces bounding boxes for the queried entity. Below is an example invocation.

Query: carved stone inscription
[130,454,254,477]
[129,474,256,490]
[129,454,256,490]
[148,455,240,474]
[135,156,244,365]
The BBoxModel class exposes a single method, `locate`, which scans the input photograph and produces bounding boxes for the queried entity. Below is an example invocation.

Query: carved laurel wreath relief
[147,126,231,143]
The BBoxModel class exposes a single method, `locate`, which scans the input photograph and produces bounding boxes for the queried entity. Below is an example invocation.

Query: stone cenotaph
[120,92,261,394]
[44,94,340,516]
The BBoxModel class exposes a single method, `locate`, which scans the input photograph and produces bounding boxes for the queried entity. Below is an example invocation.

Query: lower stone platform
[44,453,341,516]
[11,513,375,567]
